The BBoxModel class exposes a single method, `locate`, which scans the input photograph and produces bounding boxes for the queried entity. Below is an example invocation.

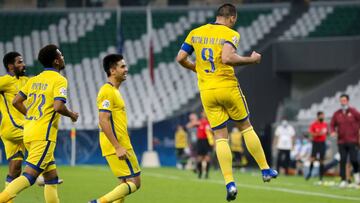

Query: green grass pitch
[0,166,359,203]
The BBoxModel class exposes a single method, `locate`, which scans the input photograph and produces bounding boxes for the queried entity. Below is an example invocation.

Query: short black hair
[103,54,124,77]
[3,52,21,71]
[317,111,324,116]
[38,44,59,68]
[216,3,237,18]
[340,94,349,101]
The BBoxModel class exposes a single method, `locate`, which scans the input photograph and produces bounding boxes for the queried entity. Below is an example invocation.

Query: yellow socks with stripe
[44,184,59,203]
[215,139,234,184]
[98,182,137,203]
[0,174,32,202]
[241,126,269,170]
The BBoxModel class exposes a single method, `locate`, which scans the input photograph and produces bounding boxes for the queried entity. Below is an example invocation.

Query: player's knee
[44,176,59,185]
[23,172,37,185]
[235,119,252,131]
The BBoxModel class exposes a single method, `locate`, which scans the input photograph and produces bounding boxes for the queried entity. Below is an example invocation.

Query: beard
[14,68,26,77]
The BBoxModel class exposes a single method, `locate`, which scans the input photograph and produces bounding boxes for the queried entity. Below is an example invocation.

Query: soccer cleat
[88,200,98,203]
[225,182,237,202]
[339,180,348,188]
[262,168,278,182]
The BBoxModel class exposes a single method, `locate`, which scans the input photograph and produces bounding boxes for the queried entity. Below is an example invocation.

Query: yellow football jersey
[175,128,188,149]
[181,23,240,90]
[97,82,133,156]
[19,68,67,143]
[0,74,28,140]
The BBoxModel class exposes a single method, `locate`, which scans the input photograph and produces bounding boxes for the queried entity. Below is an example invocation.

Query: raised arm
[221,43,261,66]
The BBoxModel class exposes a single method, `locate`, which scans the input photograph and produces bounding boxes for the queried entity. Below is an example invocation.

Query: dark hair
[216,3,237,18]
[340,94,349,101]
[103,54,124,77]
[3,52,21,71]
[38,44,59,68]
[317,111,324,116]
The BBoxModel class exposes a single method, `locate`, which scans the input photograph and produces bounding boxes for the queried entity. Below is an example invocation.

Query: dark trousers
[338,143,359,181]
[277,149,291,174]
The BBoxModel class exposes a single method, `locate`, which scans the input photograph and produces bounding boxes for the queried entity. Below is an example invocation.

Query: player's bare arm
[176,50,196,72]
[12,93,27,116]
[222,43,261,66]
[99,111,128,160]
[53,100,79,122]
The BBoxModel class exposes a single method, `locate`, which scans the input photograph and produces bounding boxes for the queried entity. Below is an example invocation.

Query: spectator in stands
[175,125,188,170]
[230,127,247,171]
[273,119,296,175]
[330,94,360,187]
[306,111,328,182]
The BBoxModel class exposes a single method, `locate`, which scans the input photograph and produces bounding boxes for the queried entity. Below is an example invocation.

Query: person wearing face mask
[273,119,296,175]
[306,111,328,182]
[330,94,360,188]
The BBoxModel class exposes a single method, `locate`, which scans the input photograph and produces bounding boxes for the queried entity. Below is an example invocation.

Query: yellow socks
[215,139,234,184]
[44,185,59,203]
[0,175,31,202]
[98,182,137,203]
[242,126,269,170]
[4,181,13,203]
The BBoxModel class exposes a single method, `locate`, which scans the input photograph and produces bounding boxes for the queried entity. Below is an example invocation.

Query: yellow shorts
[105,149,141,179]
[25,141,57,173]
[0,136,25,161]
[200,86,249,129]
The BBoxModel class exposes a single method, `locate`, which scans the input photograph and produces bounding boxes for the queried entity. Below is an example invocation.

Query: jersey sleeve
[97,88,113,113]
[180,30,194,55]
[224,31,240,50]
[53,77,68,103]
[19,79,31,99]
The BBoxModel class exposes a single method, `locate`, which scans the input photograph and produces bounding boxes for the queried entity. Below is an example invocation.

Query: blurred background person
[230,127,247,171]
[186,112,200,172]
[330,94,360,188]
[294,134,312,176]
[195,111,212,179]
[306,111,328,183]
[175,125,188,170]
[274,119,296,175]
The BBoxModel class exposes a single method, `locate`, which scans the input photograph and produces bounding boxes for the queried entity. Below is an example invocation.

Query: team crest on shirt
[102,100,110,109]
[232,36,239,45]
[60,87,67,96]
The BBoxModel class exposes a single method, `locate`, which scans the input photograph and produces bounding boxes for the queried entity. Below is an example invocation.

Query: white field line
[145,173,360,202]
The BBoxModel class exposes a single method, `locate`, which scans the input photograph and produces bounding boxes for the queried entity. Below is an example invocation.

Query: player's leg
[338,144,348,187]
[306,156,315,180]
[204,151,211,179]
[307,143,317,180]
[90,150,141,203]
[196,155,203,179]
[349,143,360,185]
[1,138,24,187]
[226,86,276,182]
[200,89,237,201]
[0,141,47,202]
[43,168,59,203]
[318,143,326,182]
